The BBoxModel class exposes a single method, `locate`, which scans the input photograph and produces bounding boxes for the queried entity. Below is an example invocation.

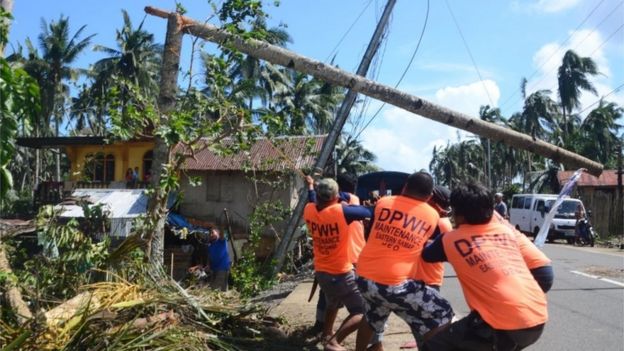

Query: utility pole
[617,141,623,249]
[272,0,397,272]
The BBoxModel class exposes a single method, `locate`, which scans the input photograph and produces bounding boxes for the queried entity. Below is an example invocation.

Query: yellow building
[17,136,155,185]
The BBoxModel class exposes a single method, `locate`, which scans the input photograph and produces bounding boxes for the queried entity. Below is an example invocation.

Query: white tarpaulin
[534,169,584,248]
[55,189,148,237]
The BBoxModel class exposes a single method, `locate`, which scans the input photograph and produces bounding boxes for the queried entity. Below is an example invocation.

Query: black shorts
[423,311,545,351]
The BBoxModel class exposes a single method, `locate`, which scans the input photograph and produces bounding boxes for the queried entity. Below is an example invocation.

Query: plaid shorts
[357,276,454,338]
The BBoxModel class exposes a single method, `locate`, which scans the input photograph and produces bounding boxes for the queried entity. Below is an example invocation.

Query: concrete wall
[65,141,154,181]
[179,170,302,255]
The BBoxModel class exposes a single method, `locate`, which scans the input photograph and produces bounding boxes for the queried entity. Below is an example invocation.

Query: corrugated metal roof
[557,170,620,187]
[56,189,148,218]
[178,135,327,171]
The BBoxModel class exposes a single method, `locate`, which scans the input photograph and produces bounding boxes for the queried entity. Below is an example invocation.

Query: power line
[508,2,624,111]
[578,82,624,115]
[353,0,430,140]
[587,22,624,57]
[499,0,610,110]
[349,7,391,135]
[444,0,494,106]
[525,21,624,114]
[324,0,375,62]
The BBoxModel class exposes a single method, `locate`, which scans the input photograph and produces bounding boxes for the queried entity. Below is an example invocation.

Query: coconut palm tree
[518,90,560,140]
[91,10,162,96]
[38,15,94,180]
[328,135,378,178]
[228,17,292,111]
[581,100,623,166]
[558,50,599,137]
[74,9,162,130]
[429,139,485,187]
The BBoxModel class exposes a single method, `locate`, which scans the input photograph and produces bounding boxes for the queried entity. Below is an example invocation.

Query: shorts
[357,276,453,339]
[423,311,545,351]
[315,271,365,315]
[210,270,229,291]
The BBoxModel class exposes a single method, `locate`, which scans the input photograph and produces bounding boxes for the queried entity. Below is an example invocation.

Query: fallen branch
[0,220,36,241]
[144,5,603,177]
[0,244,33,325]
[44,291,100,327]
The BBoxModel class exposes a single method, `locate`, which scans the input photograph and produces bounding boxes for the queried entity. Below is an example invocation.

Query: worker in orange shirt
[394,185,453,350]
[422,183,553,351]
[311,174,366,336]
[304,176,373,351]
[313,174,366,329]
[354,172,454,351]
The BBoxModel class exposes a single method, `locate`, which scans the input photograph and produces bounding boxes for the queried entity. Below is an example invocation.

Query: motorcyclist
[574,204,587,244]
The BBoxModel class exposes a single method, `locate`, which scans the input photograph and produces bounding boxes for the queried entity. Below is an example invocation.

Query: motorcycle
[575,210,596,247]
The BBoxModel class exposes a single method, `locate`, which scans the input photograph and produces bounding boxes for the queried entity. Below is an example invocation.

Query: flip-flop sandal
[323,343,347,351]
[399,340,418,349]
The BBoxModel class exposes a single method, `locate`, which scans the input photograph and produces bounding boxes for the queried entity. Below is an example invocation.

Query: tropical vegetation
[430,49,622,194]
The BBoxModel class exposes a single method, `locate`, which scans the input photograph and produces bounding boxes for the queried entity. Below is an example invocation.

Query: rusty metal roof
[178,135,327,171]
[558,170,620,187]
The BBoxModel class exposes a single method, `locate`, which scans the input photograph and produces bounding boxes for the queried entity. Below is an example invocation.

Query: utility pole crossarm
[144,6,604,177]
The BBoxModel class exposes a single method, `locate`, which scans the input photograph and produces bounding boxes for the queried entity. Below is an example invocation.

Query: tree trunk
[55,113,61,182]
[145,6,603,177]
[0,244,33,325]
[0,0,13,55]
[147,12,183,263]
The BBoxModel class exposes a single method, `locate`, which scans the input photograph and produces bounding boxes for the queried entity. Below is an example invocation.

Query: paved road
[440,243,624,351]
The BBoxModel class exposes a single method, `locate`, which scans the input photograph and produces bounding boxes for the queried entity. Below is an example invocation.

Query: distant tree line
[430,50,622,194]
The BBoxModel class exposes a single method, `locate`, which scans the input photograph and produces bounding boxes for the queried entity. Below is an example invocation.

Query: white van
[509,194,585,243]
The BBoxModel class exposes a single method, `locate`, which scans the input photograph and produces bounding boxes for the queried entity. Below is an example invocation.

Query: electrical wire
[578,82,624,115]
[444,0,494,106]
[324,0,375,63]
[510,1,624,109]
[499,0,615,110]
[352,0,430,140]
[349,14,390,136]
[531,21,624,115]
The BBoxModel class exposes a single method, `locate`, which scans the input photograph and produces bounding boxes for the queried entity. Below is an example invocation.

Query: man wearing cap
[311,174,367,336]
[304,176,373,351]
[494,192,508,219]
[354,172,454,351]
[422,183,552,350]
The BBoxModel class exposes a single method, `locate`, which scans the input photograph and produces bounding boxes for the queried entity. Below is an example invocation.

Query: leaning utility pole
[273,0,397,272]
[617,141,623,249]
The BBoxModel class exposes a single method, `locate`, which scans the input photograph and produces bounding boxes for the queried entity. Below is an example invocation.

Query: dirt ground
[266,279,417,351]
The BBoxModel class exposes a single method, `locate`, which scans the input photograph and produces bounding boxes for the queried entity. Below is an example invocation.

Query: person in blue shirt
[207,228,231,291]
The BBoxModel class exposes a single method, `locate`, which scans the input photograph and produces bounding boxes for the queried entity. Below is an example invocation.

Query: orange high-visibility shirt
[357,196,439,285]
[304,202,352,274]
[413,217,453,286]
[491,212,551,269]
[442,222,548,330]
[347,193,366,264]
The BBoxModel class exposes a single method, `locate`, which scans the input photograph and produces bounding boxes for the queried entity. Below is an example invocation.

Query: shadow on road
[550,287,623,291]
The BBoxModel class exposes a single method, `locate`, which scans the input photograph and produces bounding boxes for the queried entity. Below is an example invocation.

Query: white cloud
[435,80,501,115]
[512,0,581,13]
[360,80,501,173]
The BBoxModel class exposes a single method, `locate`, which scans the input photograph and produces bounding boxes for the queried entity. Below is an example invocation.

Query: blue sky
[9,0,624,172]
